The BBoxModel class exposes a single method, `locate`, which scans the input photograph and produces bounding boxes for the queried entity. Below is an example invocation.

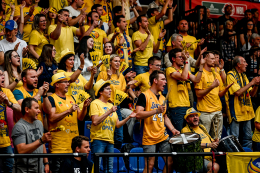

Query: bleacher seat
[129,147,145,172]
[243,147,253,152]
[84,121,92,140]
[113,148,128,172]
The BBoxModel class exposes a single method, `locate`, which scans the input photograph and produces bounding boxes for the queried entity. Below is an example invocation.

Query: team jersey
[48,93,78,153]
[141,89,168,145]
[0,88,18,148]
[89,99,118,144]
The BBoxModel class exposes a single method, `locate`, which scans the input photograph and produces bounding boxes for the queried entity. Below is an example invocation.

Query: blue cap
[5,20,18,30]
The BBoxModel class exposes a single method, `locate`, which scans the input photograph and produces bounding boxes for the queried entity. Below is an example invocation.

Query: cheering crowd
[0,0,260,172]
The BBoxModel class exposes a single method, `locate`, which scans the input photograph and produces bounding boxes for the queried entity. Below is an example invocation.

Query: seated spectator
[0,20,27,70]
[46,72,91,173]
[29,14,49,65]
[37,44,58,93]
[13,68,51,126]
[48,9,85,62]
[0,69,21,173]
[3,50,23,91]
[132,15,164,75]
[90,79,136,172]
[14,0,39,42]
[12,97,51,173]
[246,46,260,82]
[242,33,260,53]
[237,9,253,31]
[240,20,254,47]
[181,108,220,173]
[218,4,236,31]
[59,135,93,173]
[136,70,179,173]
[147,0,174,58]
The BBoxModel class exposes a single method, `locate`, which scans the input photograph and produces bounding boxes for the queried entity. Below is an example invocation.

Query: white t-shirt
[0,38,27,69]
[64,6,80,43]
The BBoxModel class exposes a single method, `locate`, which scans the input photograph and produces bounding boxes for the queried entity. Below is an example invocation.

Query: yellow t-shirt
[132,31,154,66]
[166,67,191,108]
[195,68,224,112]
[49,0,68,11]
[167,35,197,59]
[253,106,260,142]
[181,124,212,160]
[97,71,126,102]
[82,0,93,14]
[84,25,107,56]
[89,99,118,144]
[227,71,254,122]
[29,30,49,60]
[0,88,18,148]
[49,93,78,153]
[48,25,77,63]
[134,72,150,92]
[148,16,164,50]
[14,5,39,42]
[108,33,133,66]
[111,20,130,36]
[142,89,168,145]
[6,0,17,5]
[15,86,44,124]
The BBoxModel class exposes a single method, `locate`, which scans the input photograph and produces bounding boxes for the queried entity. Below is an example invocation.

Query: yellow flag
[226,152,260,173]
[90,52,101,67]
[101,55,110,69]
[114,89,128,106]
[49,7,58,14]
[76,90,90,110]
[119,61,129,74]
[22,58,37,70]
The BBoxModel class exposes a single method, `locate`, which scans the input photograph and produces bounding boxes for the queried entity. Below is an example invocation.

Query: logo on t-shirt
[91,31,100,39]
[103,107,113,117]
[58,102,63,106]
[74,168,80,173]
[29,128,41,142]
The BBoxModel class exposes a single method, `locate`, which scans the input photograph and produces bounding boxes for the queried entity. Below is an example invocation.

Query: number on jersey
[152,113,163,122]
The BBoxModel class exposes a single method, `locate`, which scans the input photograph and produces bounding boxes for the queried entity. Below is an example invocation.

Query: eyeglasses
[57,81,69,84]
[40,20,47,23]
[176,56,183,59]
[12,55,20,58]
[248,24,254,26]
[1,2,6,5]
[52,49,56,52]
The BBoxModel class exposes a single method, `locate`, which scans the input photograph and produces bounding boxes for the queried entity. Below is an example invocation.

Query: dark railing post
[94,153,99,173]
[237,32,241,53]
[216,21,220,50]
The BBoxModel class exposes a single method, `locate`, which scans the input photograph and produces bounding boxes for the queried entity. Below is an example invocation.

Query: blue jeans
[0,145,14,173]
[134,65,149,75]
[114,105,123,149]
[91,140,114,173]
[253,141,260,151]
[169,107,190,131]
[230,120,252,148]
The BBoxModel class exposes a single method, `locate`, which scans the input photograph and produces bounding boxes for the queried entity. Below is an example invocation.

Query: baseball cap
[5,20,18,30]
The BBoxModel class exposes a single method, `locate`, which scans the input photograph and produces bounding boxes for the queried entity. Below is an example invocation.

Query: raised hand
[22,46,29,57]
[80,53,85,67]
[14,42,20,51]
[197,38,205,46]
[157,105,166,113]
[70,104,79,113]
[159,29,166,39]
[109,106,117,113]
[219,59,224,70]
[41,132,52,143]
[211,79,220,88]
[118,36,125,46]
[37,66,43,76]
[83,98,92,107]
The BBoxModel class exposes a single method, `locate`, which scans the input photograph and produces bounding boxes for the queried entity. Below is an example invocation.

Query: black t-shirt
[136,93,161,109]
[59,157,93,173]
[218,15,235,26]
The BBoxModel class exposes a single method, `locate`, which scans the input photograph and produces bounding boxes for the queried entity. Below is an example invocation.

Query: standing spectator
[108,15,133,67]
[240,20,254,47]
[37,44,58,93]
[84,11,108,56]
[147,0,174,58]
[46,7,57,30]
[11,97,51,173]
[218,5,235,31]
[49,0,69,11]
[148,0,164,13]
[46,72,91,173]
[14,0,39,42]
[132,15,164,75]
[237,9,253,31]
[195,51,232,139]
[48,9,85,62]
[104,41,116,55]
[59,136,93,173]
[0,70,21,173]
[0,20,27,69]
[64,0,85,48]
[136,70,179,173]
[91,4,110,34]
[227,56,260,148]
[90,79,136,172]
[166,48,205,131]
[29,14,49,65]
[0,1,15,39]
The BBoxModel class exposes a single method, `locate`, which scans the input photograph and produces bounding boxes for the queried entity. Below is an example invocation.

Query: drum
[169,133,203,172]
[217,135,245,152]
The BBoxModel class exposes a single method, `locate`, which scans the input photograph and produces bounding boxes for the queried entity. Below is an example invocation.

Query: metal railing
[94,152,226,173]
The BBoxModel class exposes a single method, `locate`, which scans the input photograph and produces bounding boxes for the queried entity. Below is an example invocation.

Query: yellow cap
[58,48,75,63]
[50,72,70,86]
[94,79,111,96]
[184,108,201,120]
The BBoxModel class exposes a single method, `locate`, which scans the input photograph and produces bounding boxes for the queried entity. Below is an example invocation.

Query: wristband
[220,69,224,72]
[39,138,44,145]
[199,70,203,72]
[185,61,188,64]
[158,38,162,41]
[15,78,19,83]
[44,162,49,166]
[43,94,47,98]
[9,102,13,108]
[78,67,83,71]
[171,128,175,132]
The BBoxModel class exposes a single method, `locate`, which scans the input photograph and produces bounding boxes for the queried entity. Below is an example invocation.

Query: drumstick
[97,62,103,68]
[163,85,172,106]
[216,120,220,140]
[212,121,217,139]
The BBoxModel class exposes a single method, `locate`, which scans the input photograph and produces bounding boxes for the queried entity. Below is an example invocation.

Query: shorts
[142,138,171,153]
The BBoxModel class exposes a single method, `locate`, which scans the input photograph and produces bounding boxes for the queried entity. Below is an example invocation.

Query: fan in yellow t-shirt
[49,0,69,11]
[252,106,260,151]
[181,108,220,171]
[85,11,109,56]
[90,79,136,172]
